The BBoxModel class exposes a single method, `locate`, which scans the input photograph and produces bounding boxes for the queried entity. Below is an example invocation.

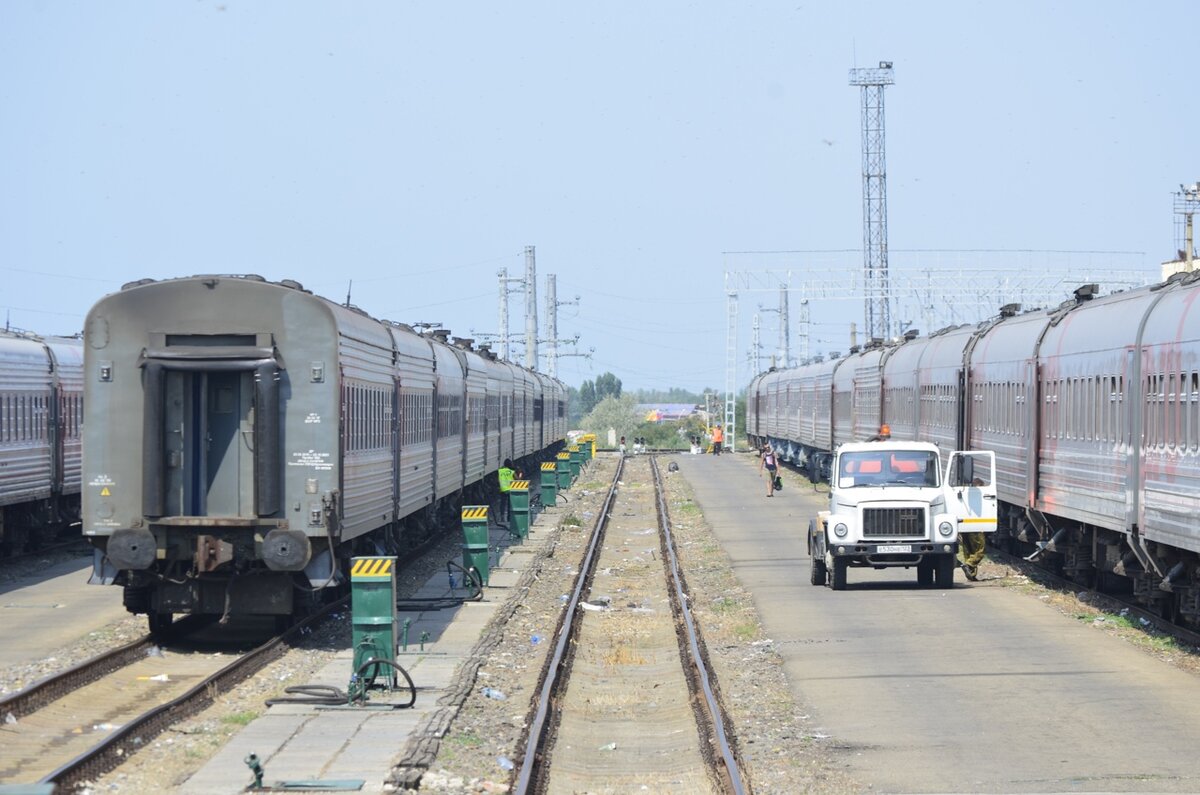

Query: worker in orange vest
[711,424,724,456]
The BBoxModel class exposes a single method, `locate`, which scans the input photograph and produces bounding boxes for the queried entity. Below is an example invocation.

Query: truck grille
[862,507,926,538]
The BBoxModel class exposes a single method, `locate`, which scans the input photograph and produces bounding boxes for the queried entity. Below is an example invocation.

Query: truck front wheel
[935,554,956,588]
[831,558,848,590]
[917,560,934,587]
[810,552,827,586]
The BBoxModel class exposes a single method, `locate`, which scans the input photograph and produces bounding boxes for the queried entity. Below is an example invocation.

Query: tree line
[566,372,742,451]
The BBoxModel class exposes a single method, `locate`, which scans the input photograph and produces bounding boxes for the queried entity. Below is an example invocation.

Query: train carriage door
[143,337,281,520]
[946,450,998,532]
[162,369,253,517]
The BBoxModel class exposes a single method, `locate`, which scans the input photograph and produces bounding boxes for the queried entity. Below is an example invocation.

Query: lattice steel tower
[849,61,895,341]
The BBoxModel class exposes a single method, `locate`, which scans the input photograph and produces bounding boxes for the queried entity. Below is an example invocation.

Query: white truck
[809,440,997,590]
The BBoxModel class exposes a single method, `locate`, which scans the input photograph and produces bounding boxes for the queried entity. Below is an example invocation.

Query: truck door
[945,450,998,532]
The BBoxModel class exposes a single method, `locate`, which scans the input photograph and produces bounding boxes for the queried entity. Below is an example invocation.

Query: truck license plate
[877,544,912,554]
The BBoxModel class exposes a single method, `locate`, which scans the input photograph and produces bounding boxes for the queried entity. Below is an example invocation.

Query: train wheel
[831,558,848,591]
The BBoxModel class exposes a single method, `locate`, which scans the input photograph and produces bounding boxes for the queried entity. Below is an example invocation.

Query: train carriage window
[1185,374,1195,453]
[1070,379,1080,441]
[1006,382,1013,436]
[1145,374,1158,449]
[1043,380,1054,440]
[1156,373,1165,449]
[1171,372,1180,451]
[1084,377,1093,442]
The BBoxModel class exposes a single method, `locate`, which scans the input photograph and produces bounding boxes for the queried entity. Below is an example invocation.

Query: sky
[3,1,1198,394]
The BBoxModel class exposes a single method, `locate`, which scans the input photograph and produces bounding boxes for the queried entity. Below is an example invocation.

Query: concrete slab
[0,556,128,669]
[483,568,522,588]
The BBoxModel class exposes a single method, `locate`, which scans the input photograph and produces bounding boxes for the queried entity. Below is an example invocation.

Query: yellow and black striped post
[556,451,571,491]
[509,480,530,538]
[461,505,490,585]
[568,445,582,480]
[350,556,398,687]
[540,461,557,506]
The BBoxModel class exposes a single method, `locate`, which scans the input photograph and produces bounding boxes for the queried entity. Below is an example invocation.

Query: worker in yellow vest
[497,459,515,526]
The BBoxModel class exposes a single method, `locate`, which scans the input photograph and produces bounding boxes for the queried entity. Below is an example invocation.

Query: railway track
[516,454,745,794]
[0,604,344,790]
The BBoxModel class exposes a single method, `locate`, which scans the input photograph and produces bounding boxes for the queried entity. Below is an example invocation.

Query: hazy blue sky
[3,2,1196,393]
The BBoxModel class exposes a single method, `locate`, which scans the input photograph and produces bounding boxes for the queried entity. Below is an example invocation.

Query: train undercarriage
[91,450,554,634]
[1,495,81,557]
[993,502,1200,629]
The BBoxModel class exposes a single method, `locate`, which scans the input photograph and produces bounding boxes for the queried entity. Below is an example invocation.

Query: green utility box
[556,452,571,490]
[580,433,595,462]
[350,556,398,687]
[461,506,490,586]
[509,479,530,538]
[540,461,557,506]
[568,446,582,480]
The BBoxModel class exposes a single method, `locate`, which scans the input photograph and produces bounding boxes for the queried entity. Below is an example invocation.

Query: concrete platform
[180,511,557,794]
[0,555,127,670]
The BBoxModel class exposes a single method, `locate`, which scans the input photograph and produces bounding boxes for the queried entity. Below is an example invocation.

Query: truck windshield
[837,451,940,488]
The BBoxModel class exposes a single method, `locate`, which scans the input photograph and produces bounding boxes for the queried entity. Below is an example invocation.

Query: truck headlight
[834,523,848,538]
[938,521,954,537]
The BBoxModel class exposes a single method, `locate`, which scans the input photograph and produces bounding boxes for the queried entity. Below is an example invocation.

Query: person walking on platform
[711,424,724,456]
[497,459,515,526]
[759,444,778,497]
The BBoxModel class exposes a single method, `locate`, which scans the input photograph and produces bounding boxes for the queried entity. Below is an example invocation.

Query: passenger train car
[748,271,1200,623]
[0,329,83,554]
[83,275,566,629]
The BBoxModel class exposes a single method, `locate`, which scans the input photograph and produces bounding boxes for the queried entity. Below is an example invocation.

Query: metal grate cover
[862,506,926,538]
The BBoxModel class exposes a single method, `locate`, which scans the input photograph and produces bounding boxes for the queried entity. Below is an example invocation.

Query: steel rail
[0,613,211,719]
[650,455,746,795]
[40,597,349,790]
[0,636,155,720]
[515,454,625,793]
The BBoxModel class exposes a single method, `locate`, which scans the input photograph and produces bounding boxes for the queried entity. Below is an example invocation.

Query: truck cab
[809,440,997,590]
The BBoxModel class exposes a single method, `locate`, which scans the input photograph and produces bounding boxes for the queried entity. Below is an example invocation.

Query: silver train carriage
[83,275,566,626]
[0,329,83,553]
[748,271,1200,622]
